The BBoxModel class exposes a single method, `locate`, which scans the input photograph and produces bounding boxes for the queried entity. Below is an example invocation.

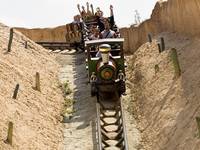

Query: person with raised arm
[86,2,93,16]
[109,5,115,30]
[77,4,87,20]
[100,18,116,39]
[90,4,95,15]
[95,5,115,32]
[95,7,104,32]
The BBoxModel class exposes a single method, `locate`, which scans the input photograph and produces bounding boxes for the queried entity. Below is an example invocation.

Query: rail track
[96,93,128,150]
[36,41,80,50]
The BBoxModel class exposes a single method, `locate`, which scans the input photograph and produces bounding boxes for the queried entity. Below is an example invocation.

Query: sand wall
[15,25,67,42]
[120,0,200,53]
[15,23,81,43]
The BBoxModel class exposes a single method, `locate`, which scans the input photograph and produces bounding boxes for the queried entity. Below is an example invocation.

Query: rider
[77,2,94,21]
[89,27,100,40]
[96,5,115,32]
[100,18,116,39]
[86,2,93,16]
[77,4,87,20]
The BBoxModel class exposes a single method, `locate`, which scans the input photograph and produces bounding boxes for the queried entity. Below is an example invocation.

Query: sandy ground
[56,51,141,150]
[126,32,200,150]
[0,23,64,150]
[56,52,97,150]
[0,21,142,149]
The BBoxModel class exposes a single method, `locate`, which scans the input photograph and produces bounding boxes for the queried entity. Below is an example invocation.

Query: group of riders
[72,2,119,41]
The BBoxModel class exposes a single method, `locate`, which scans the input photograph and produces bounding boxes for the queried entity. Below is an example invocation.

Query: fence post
[148,33,152,43]
[171,48,181,77]
[196,117,200,138]
[25,41,28,49]
[8,28,14,52]
[161,37,165,51]
[5,122,13,145]
[155,64,159,74]
[12,84,19,99]
[35,72,41,91]
[158,43,162,53]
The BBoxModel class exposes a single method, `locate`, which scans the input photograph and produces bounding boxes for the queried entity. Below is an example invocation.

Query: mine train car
[85,38,126,98]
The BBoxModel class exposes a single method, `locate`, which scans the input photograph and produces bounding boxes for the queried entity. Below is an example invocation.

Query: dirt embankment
[15,23,81,43]
[0,23,64,149]
[126,32,200,150]
[15,25,67,42]
[120,0,200,53]
[122,0,200,149]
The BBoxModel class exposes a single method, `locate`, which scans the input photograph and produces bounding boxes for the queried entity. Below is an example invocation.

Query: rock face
[120,0,200,53]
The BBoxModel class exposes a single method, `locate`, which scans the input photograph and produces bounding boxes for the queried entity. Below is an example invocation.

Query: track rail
[36,42,74,50]
[96,95,128,150]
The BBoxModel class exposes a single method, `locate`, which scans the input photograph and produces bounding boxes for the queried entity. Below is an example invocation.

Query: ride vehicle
[85,38,126,98]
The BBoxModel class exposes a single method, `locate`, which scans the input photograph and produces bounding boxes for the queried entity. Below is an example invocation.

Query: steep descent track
[96,93,129,150]
[36,42,72,50]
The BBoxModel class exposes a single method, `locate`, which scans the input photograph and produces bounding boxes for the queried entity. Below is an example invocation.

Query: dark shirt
[108,15,115,30]
[97,16,105,32]
[97,15,115,32]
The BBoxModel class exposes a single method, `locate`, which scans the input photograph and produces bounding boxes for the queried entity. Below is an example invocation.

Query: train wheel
[91,83,97,97]
[119,81,126,96]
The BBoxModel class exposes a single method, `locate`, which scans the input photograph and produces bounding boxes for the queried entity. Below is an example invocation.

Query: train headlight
[99,44,111,64]
[100,67,114,80]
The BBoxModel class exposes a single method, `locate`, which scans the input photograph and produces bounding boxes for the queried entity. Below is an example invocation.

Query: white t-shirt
[89,34,99,40]
[101,29,115,38]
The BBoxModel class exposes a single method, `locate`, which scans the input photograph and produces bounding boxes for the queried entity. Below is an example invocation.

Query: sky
[0,0,158,28]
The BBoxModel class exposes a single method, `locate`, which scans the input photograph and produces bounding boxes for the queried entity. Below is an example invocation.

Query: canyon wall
[16,25,67,42]
[15,23,81,43]
[120,0,200,53]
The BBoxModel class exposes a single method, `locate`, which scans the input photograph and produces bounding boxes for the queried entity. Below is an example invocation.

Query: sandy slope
[127,32,200,150]
[0,23,64,149]
[56,53,97,150]
[120,0,200,53]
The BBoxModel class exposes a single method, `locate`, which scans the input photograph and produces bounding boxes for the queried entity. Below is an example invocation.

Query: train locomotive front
[85,39,126,99]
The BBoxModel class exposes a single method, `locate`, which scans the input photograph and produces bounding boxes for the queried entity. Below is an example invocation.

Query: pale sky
[0,0,158,28]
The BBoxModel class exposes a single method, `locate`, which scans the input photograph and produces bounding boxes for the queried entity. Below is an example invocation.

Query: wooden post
[12,84,19,99]
[196,117,200,138]
[158,43,162,53]
[148,33,152,43]
[25,41,28,49]
[161,37,165,51]
[35,72,41,91]
[8,28,14,52]
[5,122,13,145]
[171,48,181,77]
[155,64,159,74]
